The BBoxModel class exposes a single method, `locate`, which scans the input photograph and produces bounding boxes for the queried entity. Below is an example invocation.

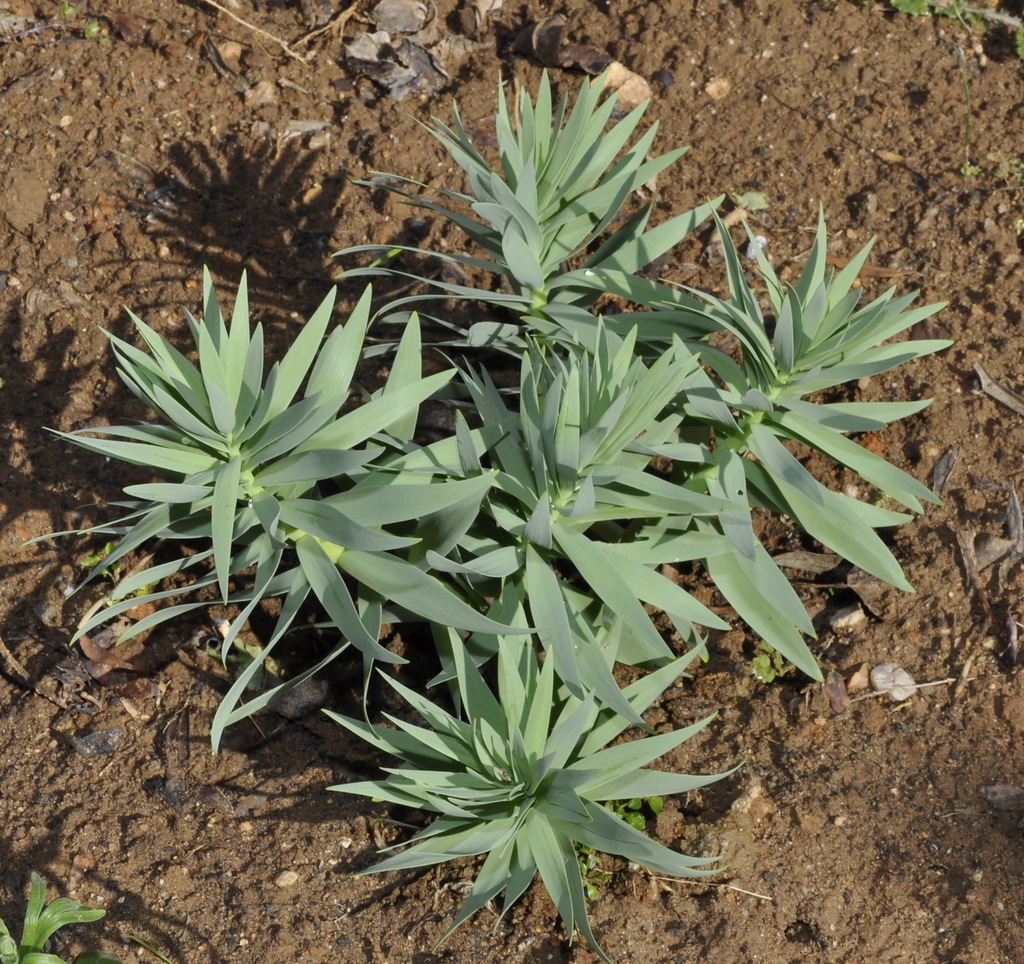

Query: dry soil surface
[2,2,1024,963]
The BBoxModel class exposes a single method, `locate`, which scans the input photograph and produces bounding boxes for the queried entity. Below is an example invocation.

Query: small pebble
[69,726,125,757]
[847,663,871,693]
[705,77,731,99]
[870,662,917,701]
[830,603,866,632]
[274,871,299,888]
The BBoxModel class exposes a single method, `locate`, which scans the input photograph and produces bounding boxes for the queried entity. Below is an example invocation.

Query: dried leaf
[345,31,448,99]
[106,12,148,44]
[103,149,160,191]
[79,633,136,671]
[561,43,614,75]
[975,361,1024,418]
[78,634,158,700]
[974,534,1015,571]
[68,727,125,758]
[512,15,565,67]
[473,0,504,30]
[824,670,850,715]
[1007,486,1024,554]
[300,0,334,28]
[931,444,958,498]
[244,79,277,107]
[773,550,842,575]
[847,567,900,619]
[215,40,244,72]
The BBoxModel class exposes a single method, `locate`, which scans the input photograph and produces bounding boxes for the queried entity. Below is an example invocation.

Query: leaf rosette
[329,634,730,964]
[49,271,513,746]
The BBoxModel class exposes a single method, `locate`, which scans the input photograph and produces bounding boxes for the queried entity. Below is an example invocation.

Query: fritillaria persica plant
[48,71,948,960]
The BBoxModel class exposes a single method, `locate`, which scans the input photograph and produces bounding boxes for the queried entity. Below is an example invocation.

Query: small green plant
[78,541,122,580]
[577,850,614,901]
[608,794,665,831]
[327,635,730,964]
[750,641,790,684]
[45,270,515,748]
[0,873,121,964]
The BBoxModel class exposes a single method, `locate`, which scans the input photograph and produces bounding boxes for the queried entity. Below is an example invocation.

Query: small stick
[956,527,992,636]
[956,4,1022,30]
[196,0,310,63]
[0,628,32,687]
[849,677,959,703]
[653,876,773,902]
[292,1,361,50]
[0,629,69,708]
[0,22,60,43]
[1004,611,1019,667]
[954,652,977,700]
[974,362,1024,419]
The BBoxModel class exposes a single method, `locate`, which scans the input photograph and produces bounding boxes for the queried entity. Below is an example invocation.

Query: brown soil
[3,1,1024,962]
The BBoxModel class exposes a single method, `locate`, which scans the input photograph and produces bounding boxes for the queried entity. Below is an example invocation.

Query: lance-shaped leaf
[328,633,729,964]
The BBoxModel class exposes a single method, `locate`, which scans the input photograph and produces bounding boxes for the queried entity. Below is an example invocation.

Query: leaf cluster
[46,71,950,962]
[0,874,121,964]
[328,635,727,963]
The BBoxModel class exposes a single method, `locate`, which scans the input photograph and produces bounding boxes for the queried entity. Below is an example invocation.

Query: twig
[958,4,1022,30]
[0,629,69,708]
[974,362,1024,418]
[956,527,992,636]
[1004,611,1019,667]
[654,876,773,902]
[196,0,310,63]
[0,628,32,687]
[292,1,361,50]
[0,21,60,44]
[849,677,959,703]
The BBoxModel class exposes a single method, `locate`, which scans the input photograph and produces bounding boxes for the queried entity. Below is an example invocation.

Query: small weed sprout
[0,873,121,964]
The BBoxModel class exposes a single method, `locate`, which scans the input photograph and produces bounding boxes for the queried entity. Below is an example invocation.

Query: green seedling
[79,542,121,581]
[0,873,121,964]
[45,270,517,749]
[730,190,769,212]
[577,850,614,901]
[750,641,790,684]
[328,632,733,964]
[608,795,665,831]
